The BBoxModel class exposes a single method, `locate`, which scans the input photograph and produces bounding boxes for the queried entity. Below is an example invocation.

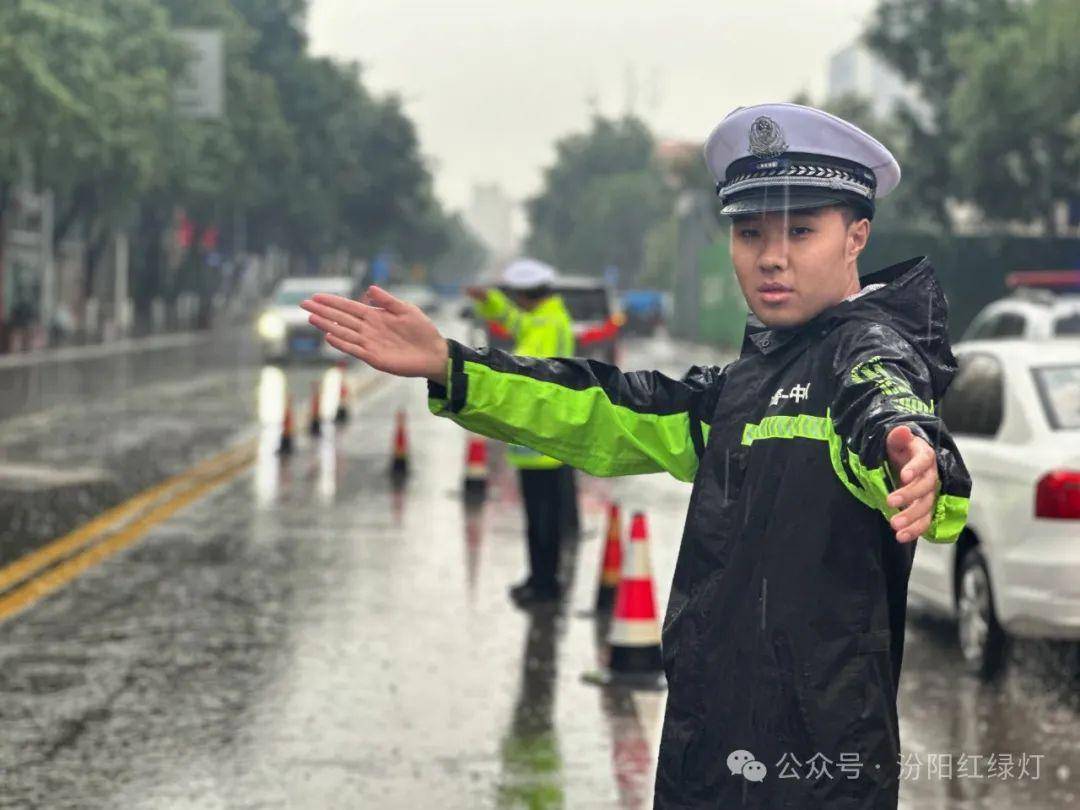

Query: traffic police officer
[302,102,973,809]
[467,259,576,606]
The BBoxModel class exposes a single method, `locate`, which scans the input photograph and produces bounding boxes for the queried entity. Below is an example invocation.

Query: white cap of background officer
[502,258,557,290]
[704,102,901,220]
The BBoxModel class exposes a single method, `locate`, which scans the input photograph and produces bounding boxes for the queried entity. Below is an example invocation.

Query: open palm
[300,286,449,382]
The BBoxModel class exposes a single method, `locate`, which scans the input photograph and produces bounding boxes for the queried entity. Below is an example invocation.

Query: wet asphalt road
[0,323,1077,808]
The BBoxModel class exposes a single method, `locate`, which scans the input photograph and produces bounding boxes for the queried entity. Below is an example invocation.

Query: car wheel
[957,547,1007,680]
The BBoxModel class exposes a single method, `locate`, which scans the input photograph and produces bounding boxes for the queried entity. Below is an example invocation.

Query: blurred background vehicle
[620,289,671,336]
[963,270,1080,341]
[910,339,1080,679]
[557,277,624,364]
[258,276,360,363]
[387,284,442,316]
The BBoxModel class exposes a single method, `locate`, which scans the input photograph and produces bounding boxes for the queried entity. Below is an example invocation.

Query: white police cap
[704,102,901,218]
[502,258,557,290]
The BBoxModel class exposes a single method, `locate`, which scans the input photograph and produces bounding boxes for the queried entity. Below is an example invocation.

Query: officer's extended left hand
[884,424,939,544]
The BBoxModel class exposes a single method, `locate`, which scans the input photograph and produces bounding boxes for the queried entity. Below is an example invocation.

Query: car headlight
[258,312,286,340]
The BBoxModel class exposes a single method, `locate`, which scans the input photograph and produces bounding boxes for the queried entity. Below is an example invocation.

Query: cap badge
[748,116,788,158]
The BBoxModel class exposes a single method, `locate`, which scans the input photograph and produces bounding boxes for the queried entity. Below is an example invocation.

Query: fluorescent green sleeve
[830,322,972,544]
[474,290,523,337]
[427,340,722,482]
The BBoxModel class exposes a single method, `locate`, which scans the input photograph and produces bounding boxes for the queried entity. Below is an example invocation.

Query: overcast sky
[307,1,878,212]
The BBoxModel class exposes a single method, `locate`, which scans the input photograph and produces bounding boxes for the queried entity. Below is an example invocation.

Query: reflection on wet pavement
[498,606,563,808]
[898,611,1080,808]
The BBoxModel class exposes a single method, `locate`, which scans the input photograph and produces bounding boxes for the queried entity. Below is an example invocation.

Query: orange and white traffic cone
[390,410,409,478]
[592,502,623,615]
[309,380,322,437]
[463,434,488,501]
[278,396,295,456]
[334,361,350,425]
[583,511,666,690]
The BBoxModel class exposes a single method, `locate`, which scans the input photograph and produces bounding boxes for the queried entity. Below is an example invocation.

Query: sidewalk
[0,326,255,424]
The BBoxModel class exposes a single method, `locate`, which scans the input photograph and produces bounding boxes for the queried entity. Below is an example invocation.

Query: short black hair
[834,203,872,228]
[729,203,870,227]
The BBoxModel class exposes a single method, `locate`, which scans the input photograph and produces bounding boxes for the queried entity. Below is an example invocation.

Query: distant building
[827,42,920,121]
[464,183,518,265]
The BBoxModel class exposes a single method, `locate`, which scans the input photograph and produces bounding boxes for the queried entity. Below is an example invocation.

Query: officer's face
[729,206,869,329]
[511,292,540,311]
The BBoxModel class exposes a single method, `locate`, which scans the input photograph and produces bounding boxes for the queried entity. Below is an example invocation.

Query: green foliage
[1,0,464,311]
[864,0,1023,227]
[525,115,673,282]
[948,0,1080,233]
[815,0,1080,234]
[0,0,154,190]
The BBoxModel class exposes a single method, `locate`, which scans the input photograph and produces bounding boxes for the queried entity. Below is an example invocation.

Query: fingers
[363,285,407,314]
[887,458,937,509]
[886,430,938,543]
[326,333,373,365]
[891,483,934,526]
[307,293,378,321]
[885,424,914,456]
[898,444,935,484]
[889,498,933,542]
[307,312,365,347]
[302,299,367,334]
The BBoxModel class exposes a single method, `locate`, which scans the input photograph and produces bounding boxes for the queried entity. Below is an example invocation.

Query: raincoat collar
[740,257,954,383]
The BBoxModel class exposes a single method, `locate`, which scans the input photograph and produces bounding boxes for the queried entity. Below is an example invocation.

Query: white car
[909,339,1080,678]
[257,276,359,362]
[963,270,1080,340]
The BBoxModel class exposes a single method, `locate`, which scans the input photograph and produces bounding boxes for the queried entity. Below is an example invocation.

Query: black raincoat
[429,256,972,808]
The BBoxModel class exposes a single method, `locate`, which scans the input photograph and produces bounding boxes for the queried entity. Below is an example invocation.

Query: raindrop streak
[760,577,768,630]
[927,287,933,342]
[724,448,730,504]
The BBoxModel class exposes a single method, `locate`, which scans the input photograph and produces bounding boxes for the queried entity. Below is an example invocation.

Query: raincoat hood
[741,256,959,398]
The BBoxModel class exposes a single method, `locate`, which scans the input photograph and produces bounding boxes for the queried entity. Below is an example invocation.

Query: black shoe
[508,579,536,601]
[510,582,562,607]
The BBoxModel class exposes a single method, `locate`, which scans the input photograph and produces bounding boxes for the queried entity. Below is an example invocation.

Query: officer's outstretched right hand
[301,286,450,385]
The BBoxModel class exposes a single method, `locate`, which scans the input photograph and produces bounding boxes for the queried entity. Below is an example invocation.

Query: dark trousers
[518,467,567,589]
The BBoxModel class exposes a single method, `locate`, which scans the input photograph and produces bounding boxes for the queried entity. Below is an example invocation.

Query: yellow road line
[0,441,255,595]
[0,454,254,624]
[0,370,385,625]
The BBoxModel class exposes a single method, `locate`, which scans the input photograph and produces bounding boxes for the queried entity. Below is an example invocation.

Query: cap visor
[720,190,849,217]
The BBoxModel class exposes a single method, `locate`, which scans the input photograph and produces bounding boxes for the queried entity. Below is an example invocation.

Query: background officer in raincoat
[466,259,576,607]
[302,102,973,809]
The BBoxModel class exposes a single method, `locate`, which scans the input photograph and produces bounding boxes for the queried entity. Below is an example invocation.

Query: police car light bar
[1005,270,1080,292]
